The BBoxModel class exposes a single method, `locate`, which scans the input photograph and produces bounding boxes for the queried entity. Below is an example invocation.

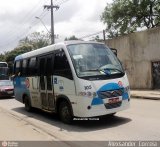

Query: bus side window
[28,57,37,76]
[21,59,27,76]
[14,61,21,76]
[53,51,73,80]
[39,58,46,76]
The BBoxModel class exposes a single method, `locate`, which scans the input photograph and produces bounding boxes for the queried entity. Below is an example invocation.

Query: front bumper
[73,98,130,117]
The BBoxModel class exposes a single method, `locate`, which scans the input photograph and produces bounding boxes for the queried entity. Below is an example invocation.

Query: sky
[0,0,113,53]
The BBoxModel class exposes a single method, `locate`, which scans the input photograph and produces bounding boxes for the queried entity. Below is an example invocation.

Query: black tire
[24,96,32,112]
[59,101,73,124]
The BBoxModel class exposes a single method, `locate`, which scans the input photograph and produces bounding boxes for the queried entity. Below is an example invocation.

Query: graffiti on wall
[152,61,160,89]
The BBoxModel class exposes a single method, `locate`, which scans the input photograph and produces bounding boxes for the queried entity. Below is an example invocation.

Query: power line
[56,0,70,6]
[2,0,46,38]
[0,1,49,49]
[79,31,103,39]
[0,10,49,50]
[0,0,69,50]
[0,13,46,48]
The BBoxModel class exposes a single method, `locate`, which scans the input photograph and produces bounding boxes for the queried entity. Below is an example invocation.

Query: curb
[0,106,60,141]
[131,95,160,100]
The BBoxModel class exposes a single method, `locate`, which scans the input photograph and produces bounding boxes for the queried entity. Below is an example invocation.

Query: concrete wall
[105,27,160,89]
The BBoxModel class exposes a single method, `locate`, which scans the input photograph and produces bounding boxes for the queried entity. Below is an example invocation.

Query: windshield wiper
[99,67,124,75]
[80,68,124,75]
[84,69,99,72]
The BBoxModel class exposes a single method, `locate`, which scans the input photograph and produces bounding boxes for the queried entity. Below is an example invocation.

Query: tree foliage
[101,0,160,38]
[65,35,79,41]
[5,44,33,74]
[1,31,50,74]
[5,44,33,63]
[19,31,50,49]
[0,54,5,61]
[89,35,104,42]
[5,31,50,64]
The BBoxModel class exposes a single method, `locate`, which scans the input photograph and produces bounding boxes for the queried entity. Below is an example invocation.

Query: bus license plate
[108,98,120,104]
[7,91,13,94]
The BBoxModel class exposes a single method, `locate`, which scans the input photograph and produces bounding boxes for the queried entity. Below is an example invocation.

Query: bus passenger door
[46,55,55,111]
[39,55,55,111]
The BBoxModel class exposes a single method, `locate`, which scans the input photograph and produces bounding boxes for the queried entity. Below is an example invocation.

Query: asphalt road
[0,97,159,142]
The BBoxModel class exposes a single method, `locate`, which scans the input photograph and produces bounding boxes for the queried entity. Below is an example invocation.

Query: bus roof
[0,62,8,64]
[0,62,8,67]
[14,40,104,61]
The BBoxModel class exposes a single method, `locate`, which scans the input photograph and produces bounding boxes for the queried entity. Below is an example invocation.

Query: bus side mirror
[18,72,21,76]
[12,72,21,78]
[10,75,15,80]
[110,48,117,56]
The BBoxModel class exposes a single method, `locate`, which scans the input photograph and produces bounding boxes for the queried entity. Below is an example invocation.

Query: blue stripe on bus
[91,83,129,106]
[91,98,103,105]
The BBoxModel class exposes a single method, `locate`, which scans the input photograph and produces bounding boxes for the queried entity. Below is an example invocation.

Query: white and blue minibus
[13,41,130,123]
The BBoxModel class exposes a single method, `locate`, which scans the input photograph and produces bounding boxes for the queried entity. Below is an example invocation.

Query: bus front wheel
[59,101,73,124]
[24,96,32,112]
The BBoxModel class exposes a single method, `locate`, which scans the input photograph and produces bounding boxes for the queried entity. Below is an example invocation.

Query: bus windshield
[0,63,8,67]
[67,43,124,78]
[0,67,9,80]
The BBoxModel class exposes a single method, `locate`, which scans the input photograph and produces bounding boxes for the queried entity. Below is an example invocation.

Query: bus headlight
[0,89,5,92]
[124,86,130,101]
[124,86,130,93]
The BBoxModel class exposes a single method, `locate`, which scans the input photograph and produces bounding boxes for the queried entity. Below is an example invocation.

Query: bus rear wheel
[59,101,73,124]
[24,96,32,112]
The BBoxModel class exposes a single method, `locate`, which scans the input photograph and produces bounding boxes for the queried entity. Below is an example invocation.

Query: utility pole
[44,0,59,44]
[103,30,106,42]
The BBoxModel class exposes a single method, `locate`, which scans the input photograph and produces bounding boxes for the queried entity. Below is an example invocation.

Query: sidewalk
[130,90,160,100]
[0,107,54,141]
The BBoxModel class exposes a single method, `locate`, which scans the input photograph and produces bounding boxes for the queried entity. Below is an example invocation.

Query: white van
[14,41,130,123]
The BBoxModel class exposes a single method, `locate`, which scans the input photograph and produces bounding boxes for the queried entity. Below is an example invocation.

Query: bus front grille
[98,89,123,99]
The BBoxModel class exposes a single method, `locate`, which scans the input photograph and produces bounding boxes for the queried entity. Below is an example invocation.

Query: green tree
[1,31,50,74]
[19,31,50,49]
[5,44,33,74]
[5,44,33,63]
[0,54,5,61]
[89,35,104,42]
[65,35,79,41]
[101,0,160,38]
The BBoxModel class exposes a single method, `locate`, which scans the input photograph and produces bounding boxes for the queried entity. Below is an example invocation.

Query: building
[105,27,160,89]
